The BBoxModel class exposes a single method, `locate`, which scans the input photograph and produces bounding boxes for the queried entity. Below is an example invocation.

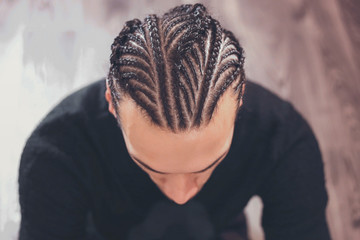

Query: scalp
[107,3,246,133]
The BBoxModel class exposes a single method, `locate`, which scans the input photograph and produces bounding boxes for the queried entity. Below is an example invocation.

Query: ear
[105,82,117,118]
[239,82,246,107]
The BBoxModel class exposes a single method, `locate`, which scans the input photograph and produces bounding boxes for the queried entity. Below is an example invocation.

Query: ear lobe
[105,84,116,117]
[239,97,243,108]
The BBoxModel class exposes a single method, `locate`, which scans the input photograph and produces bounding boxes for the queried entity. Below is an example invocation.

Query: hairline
[111,85,243,133]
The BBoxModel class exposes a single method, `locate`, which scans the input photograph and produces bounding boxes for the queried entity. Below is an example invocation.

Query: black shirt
[18,79,331,240]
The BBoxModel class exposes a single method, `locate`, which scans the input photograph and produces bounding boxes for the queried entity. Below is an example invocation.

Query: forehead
[118,90,237,174]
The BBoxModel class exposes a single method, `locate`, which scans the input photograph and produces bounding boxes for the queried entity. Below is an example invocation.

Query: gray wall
[0,0,359,239]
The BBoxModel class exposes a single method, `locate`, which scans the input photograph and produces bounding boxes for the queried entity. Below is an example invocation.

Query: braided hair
[107,3,246,133]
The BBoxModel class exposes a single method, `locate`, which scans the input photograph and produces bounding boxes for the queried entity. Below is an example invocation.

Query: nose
[160,174,200,205]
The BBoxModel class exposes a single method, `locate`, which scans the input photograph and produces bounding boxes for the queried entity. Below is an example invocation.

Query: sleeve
[18,137,90,240]
[257,108,332,240]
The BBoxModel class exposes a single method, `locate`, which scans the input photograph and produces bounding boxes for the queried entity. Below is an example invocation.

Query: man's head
[105,3,246,204]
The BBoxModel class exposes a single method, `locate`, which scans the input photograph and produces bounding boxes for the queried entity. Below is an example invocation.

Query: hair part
[107,3,246,133]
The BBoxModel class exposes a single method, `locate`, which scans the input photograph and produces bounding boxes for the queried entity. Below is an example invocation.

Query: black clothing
[18,79,331,240]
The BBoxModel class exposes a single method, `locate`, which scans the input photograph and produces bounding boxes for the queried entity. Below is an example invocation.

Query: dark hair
[107,3,246,133]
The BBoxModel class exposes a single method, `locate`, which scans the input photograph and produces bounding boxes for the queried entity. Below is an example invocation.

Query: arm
[257,108,331,240]
[18,137,90,240]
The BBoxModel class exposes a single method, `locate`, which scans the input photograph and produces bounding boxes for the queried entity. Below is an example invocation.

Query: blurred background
[0,0,359,239]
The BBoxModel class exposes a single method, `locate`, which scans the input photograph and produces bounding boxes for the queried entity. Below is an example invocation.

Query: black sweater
[18,79,331,240]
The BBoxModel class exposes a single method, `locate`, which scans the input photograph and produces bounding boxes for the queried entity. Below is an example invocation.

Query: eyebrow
[130,148,230,175]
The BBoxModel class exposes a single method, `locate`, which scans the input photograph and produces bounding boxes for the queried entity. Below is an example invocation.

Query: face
[105,83,243,205]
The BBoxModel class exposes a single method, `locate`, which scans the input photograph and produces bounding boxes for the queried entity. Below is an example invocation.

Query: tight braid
[107,3,246,133]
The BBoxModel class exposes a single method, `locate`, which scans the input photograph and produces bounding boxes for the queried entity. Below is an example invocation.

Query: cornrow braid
[107,3,246,133]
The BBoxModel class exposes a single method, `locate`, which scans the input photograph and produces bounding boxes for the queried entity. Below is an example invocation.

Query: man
[18,3,331,240]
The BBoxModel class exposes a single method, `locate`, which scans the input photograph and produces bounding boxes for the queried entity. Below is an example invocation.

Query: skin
[105,82,244,205]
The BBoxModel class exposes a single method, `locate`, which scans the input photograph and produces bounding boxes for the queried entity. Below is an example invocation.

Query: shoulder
[240,79,311,135]
[39,78,107,128]
[243,82,330,239]
[241,80,295,124]
[16,80,104,237]
[30,78,107,139]
[20,79,109,166]
[234,79,317,167]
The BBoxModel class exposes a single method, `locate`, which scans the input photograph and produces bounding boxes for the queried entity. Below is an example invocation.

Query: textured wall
[0,0,359,239]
